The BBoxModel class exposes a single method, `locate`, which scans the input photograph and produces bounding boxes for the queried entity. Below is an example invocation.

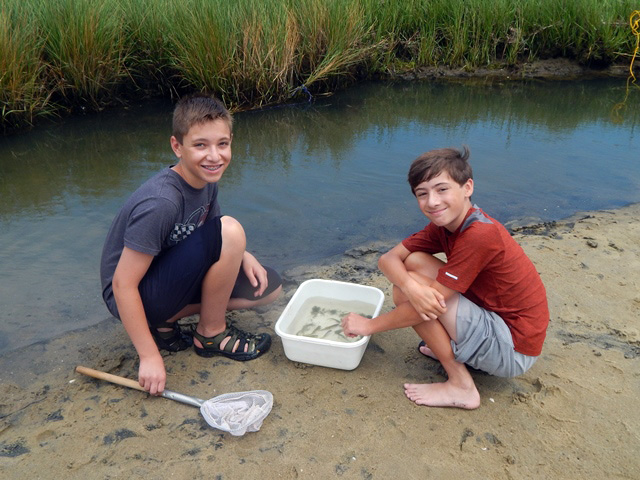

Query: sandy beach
[1,203,639,479]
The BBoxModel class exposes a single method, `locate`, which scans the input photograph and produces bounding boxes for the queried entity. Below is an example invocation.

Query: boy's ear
[464,178,474,198]
[170,136,182,158]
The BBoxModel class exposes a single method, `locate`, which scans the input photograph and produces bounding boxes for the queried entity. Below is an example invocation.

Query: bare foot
[404,381,481,409]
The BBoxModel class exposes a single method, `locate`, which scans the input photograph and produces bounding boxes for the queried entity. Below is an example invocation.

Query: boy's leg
[226,267,283,310]
[189,216,281,355]
[159,215,280,355]
[192,216,249,352]
[139,215,278,356]
[405,314,480,409]
[138,216,225,351]
[343,252,448,336]
[164,228,282,323]
[393,252,481,409]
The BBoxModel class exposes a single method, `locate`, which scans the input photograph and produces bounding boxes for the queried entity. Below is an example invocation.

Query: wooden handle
[75,365,146,393]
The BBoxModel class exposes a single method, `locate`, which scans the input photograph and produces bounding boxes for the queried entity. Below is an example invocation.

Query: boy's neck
[446,201,474,233]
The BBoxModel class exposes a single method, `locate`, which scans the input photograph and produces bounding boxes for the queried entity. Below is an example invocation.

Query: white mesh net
[199,390,273,436]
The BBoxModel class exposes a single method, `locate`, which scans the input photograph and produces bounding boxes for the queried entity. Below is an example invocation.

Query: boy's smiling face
[170,118,232,189]
[414,170,474,232]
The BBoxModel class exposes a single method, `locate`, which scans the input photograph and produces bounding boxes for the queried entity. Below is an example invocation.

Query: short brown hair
[408,146,472,194]
[172,93,233,144]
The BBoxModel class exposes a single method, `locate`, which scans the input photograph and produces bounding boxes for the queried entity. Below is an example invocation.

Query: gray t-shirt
[100,167,220,316]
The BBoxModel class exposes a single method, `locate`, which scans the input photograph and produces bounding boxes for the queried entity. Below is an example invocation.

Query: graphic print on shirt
[169,205,210,243]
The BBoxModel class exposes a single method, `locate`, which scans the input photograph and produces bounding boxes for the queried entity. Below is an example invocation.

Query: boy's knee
[405,251,443,276]
[407,270,432,287]
[220,216,246,251]
[404,251,431,269]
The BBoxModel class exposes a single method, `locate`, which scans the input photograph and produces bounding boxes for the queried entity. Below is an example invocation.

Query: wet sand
[1,204,639,479]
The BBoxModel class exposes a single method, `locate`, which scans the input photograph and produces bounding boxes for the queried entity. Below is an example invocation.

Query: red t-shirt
[402,207,549,356]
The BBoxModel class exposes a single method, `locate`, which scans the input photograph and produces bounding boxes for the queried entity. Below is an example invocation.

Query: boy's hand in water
[341,313,370,337]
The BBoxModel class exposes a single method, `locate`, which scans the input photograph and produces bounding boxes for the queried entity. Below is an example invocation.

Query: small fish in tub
[289,297,374,343]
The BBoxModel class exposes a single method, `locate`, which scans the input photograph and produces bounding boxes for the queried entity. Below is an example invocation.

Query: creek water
[0,78,638,354]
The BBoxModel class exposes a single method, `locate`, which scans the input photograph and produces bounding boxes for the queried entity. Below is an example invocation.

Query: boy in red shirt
[342,146,549,409]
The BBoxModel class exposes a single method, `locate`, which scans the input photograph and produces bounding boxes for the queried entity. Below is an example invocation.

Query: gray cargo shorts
[451,295,538,378]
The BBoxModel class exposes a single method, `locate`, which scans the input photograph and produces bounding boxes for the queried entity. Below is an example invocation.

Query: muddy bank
[1,204,639,479]
[395,58,633,81]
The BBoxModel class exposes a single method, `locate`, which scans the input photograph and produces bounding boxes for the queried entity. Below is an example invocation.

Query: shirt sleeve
[436,224,501,293]
[208,183,221,218]
[123,197,178,256]
[402,223,443,254]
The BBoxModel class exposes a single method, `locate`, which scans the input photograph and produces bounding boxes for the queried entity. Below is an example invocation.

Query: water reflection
[0,78,638,354]
[1,79,637,218]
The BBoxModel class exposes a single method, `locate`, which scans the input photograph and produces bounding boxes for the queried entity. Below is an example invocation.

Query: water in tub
[289,297,376,343]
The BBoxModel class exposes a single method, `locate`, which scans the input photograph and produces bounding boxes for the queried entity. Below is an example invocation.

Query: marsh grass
[0,1,51,132]
[1,0,638,132]
[36,0,131,109]
[120,0,174,95]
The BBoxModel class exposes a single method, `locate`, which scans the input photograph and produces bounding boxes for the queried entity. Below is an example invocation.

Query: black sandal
[192,324,271,361]
[151,321,194,352]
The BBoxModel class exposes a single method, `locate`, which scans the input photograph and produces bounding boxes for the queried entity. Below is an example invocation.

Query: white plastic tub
[275,279,385,370]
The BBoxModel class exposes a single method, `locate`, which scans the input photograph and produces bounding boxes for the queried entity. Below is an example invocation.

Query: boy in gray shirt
[100,94,282,395]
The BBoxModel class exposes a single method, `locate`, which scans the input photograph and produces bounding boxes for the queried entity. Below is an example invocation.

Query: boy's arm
[343,244,457,337]
[378,243,448,321]
[377,242,415,291]
[112,247,166,395]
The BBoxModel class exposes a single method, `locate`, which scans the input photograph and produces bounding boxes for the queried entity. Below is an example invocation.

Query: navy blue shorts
[137,216,282,326]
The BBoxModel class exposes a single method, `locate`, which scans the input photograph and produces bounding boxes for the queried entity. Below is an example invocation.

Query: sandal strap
[193,324,260,354]
[150,321,193,352]
[152,321,178,340]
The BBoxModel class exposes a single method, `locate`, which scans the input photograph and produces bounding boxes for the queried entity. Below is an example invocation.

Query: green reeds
[120,0,174,95]
[36,0,131,109]
[167,0,377,108]
[1,0,638,133]
[0,1,50,132]
[167,0,295,107]
[294,0,374,86]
